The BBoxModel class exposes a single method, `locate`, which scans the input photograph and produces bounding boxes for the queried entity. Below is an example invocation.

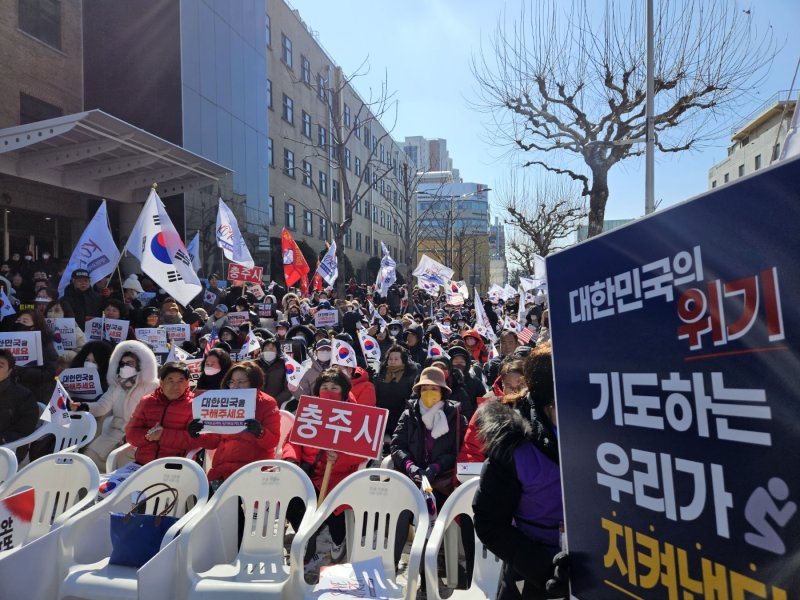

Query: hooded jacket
[350,366,376,407]
[472,398,562,599]
[462,329,489,364]
[403,323,427,367]
[375,361,418,437]
[256,344,292,407]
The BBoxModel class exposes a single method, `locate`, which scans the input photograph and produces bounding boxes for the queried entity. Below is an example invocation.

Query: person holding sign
[70,340,159,470]
[187,361,280,484]
[282,369,365,563]
[0,349,39,460]
[10,309,57,403]
[124,362,197,465]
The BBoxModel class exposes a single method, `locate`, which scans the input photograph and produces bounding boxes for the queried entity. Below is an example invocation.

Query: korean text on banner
[226,263,263,284]
[314,309,339,328]
[58,367,103,400]
[290,395,389,460]
[546,155,800,598]
[0,331,42,366]
[192,389,257,434]
[45,317,78,350]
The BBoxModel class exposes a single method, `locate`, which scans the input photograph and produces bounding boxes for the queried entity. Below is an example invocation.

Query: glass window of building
[18,0,61,49]
[363,126,370,147]
[365,235,371,253]
[267,195,275,224]
[317,73,326,100]
[372,135,377,154]
[372,172,378,190]
[302,161,312,187]
[283,148,295,177]
[319,217,328,240]
[281,33,292,68]
[345,148,351,170]
[380,144,385,163]
[303,210,313,235]
[354,116,361,138]
[356,231,362,250]
[355,195,361,214]
[282,94,293,124]
[364,200,371,219]
[754,154,762,170]
[332,180,340,203]
[374,239,379,256]
[319,172,328,195]
[302,111,311,138]
[318,125,327,148]
[285,203,296,230]
[380,211,385,227]
[738,164,744,177]
[355,157,361,176]
[267,137,273,167]
[344,104,351,128]
[345,228,352,248]
[267,79,272,110]
[266,13,271,47]
[301,55,310,84]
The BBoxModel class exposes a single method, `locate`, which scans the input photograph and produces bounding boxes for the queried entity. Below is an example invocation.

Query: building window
[754,154,762,171]
[319,172,328,196]
[267,79,272,110]
[19,0,61,49]
[267,138,273,167]
[365,235,371,253]
[285,203,296,230]
[356,232,362,251]
[283,148,295,177]
[301,55,310,84]
[267,195,275,224]
[355,195,361,214]
[772,143,781,161]
[354,116,361,138]
[319,217,328,240]
[344,104,351,128]
[372,135,377,154]
[344,148,351,170]
[19,92,62,124]
[373,239,379,256]
[380,210,385,228]
[373,205,378,223]
[355,157,361,176]
[318,125,327,148]
[317,74,326,100]
[303,210,313,235]
[332,180,340,203]
[281,33,292,68]
[372,172,378,191]
[302,161,312,187]
[301,111,311,138]
[266,13,271,47]
[738,164,744,177]
[723,173,729,183]
[363,126,370,147]
[282,94,293,124]
[345,228,352,248]
[711,180,717,189]
[380,144,385,163]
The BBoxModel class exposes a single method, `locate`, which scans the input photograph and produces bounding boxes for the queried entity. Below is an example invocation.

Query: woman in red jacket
[282,368,365,569]
[187,361,281,485]
[125,362,197,465]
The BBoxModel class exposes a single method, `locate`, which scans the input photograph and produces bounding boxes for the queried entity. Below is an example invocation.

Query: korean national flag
[357,328,381,362]
[42,380,72,428]
[331,339,358,369]
[284,355,308,392]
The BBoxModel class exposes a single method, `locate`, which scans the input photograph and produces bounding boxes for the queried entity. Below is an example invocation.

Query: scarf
[420,401,449,439]
[384,365,406,383]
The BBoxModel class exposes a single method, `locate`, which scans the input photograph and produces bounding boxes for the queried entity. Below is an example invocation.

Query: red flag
[312,258,324,292]
[281,228,310,288]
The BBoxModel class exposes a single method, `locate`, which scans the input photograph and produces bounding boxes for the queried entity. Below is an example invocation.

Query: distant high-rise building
[403,136,460,182]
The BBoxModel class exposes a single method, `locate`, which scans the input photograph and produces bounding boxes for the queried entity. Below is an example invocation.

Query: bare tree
[472,0,776,236]
[384,162,427,279]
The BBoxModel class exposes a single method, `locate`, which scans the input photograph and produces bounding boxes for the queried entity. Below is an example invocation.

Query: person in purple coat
[472,343,569,599]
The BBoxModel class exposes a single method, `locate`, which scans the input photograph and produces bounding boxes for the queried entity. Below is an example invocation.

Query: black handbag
[108,482,179,568]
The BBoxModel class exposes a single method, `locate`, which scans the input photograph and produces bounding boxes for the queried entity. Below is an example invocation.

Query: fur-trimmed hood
[477,395,559,465]
[106,340,159,389]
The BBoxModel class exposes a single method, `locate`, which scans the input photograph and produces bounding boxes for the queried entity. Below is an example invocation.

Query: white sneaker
[330,540,346,564]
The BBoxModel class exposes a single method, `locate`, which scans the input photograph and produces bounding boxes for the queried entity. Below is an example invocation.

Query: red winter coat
[457,409,486,464]
[350,367,376,407]
[194,390,281,481]
[462,330,488,364]
[126,387,196,465]
[281,392,365,511]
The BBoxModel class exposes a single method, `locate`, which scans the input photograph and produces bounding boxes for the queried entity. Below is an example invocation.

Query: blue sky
[288,0,799,221]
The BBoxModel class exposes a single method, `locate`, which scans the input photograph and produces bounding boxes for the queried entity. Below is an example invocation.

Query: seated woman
[68,340,115,399]
[187,361,280,487]
[282,368,365,566]
[125,362,197,465]
[72,340,159,470]
[194,347,233,392]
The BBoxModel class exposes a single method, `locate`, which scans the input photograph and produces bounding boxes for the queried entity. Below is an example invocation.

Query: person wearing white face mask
[295,338,332,401]
[255,335,292,409]
[73,340,159,471]
[68,341,114,400]
[195,347,233,391]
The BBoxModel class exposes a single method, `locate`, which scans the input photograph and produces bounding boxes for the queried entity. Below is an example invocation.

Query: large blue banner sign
[547,156,800,599]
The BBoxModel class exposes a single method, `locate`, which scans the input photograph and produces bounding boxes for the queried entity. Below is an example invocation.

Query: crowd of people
[0,255,566,599]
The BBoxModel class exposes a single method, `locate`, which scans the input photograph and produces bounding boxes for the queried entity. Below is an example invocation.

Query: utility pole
[645,0,655,214]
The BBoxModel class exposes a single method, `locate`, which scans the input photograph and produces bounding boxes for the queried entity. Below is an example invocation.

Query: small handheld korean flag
[42,379,72,428]
[284,355,308,392]
[166,344,192,363]
[487,344,500,362]
[331,339,358,369]
[0,288,16,318]
[357,328,381,362]
[427,338,446,359]
[241,329,261,358]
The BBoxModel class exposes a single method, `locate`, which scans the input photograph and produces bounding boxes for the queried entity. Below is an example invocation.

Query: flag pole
[104,198,127,295]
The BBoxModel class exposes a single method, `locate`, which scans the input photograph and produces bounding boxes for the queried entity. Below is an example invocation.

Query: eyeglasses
[120,360,137,367]
[227,378,251,387]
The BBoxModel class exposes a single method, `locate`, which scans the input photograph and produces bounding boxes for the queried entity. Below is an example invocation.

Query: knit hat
[122,274,144,293]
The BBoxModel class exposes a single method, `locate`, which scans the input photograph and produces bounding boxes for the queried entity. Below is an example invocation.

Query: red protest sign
[227,263,264,284]
[289,395,389,460]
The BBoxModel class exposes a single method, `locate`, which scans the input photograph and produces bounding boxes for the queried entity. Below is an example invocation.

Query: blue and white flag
[413,254,454,286]
[58,200,120,296]
[126,189,202,307]
[375,241,396,297]
[316,241,339,286]
[187,231,201,272]
[0,288,15,318]
[216,198,254,268]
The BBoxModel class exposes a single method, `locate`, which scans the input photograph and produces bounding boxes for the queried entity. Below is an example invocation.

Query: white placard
[135,327,169,353]
[45,317,78,350]
[192,388,257,434]
[0,331,43,366]
[58,367,103,399]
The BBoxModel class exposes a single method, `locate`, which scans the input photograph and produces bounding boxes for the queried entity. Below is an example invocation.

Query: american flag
[204,327,219,356]
[517,326,535,345]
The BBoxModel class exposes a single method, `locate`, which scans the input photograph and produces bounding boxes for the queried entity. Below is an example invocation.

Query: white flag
[58,200,120,296]
[427,337,446,359]
[126,189,202,307]
[316,241,339,286]
[487,284,505,303]
[284,355,308,392]
[331,339,358,369]
[216,198,255,268]
[367,301,387,329]
[166,344,192,363]
[413,254,454,286]
[357,328,381,362]
[474,288,498,342]
[42,380,72,428]
[487,343,500,362]
[240,329,261,358]
[517,287,527,324]
[187,232,201,272]
[375,242,397,297]
[780,91,800,161]
[503,284,518,300]
[533,254,547,282]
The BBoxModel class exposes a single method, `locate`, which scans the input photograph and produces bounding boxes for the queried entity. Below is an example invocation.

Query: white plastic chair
[0,452,99,554]
[0,447,18,492]
[6,457,208,600]
[423,478,503,600]
[2,411,97,457]
[167,460,317,599]
[288,468,430,600]
[275,410,295,458]
[105,442,138,474]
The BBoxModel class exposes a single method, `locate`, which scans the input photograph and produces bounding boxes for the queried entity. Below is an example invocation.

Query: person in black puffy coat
[374,345,418,438]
